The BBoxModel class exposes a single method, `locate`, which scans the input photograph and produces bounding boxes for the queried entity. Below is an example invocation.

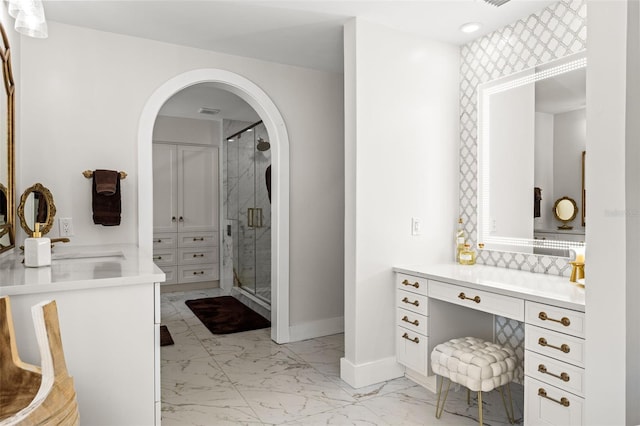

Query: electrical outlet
[59,217,74,237]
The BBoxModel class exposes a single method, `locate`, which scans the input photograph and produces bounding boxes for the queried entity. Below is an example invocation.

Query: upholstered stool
[431,337,516,425]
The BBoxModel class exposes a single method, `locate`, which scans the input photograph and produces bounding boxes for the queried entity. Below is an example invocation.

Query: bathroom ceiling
[44,0,557,73]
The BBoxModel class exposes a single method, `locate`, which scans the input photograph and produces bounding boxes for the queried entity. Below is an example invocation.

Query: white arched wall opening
[137,69,290,343]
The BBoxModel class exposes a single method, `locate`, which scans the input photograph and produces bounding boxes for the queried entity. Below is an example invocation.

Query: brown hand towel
[92,170,121,226]
[94,169,118,195]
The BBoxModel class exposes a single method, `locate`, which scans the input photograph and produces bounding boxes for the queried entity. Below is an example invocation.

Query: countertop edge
[393,264,585,313]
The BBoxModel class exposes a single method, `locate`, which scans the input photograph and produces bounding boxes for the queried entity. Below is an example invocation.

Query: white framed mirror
[477,51,586,256]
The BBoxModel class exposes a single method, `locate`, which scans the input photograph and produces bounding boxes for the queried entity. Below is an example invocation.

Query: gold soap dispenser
[569,247,585,287]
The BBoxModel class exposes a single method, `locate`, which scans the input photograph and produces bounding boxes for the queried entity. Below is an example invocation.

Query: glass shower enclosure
[225,121,271,304]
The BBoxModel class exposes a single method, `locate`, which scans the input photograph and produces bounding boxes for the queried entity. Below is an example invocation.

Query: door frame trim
[138,69,290,343]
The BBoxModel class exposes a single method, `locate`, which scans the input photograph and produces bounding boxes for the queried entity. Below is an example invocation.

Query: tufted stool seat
[431,337,516,425]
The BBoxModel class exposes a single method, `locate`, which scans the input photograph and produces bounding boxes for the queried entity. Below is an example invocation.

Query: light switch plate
[411,217,422,236]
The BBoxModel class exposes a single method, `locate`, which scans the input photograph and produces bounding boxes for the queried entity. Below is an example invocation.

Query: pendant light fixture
[7,0,48,38]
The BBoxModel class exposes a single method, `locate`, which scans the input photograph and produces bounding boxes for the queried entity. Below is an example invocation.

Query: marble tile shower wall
[223,120,271,303]
[458,0,586,383]
[459,0,586,277]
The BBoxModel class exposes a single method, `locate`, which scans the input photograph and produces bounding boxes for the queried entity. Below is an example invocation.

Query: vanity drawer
[396,273,427,296]
[526,301,585,339]
[525,350,585,397]
[159,266,177,285]
[428,280,524,321]
[525,324,585,368]
[525,376,584,426]
[178,265,219,283]
[152,249,177,267]
[397,289,428,316]
[178,231,217,248]
[153,233,177,249]
[177,247,218,266]
[396,328,428,376]
[397,307,428,336]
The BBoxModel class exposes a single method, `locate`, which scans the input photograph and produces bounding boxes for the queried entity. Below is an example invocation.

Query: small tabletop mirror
[17,183,56,236]
[554,196,578,230]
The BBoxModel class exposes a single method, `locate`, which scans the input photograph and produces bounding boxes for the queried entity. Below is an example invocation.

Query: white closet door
[152,144,178,233]
[178,145,218,233]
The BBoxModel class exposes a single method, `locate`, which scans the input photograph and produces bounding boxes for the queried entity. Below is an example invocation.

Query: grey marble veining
[161,289,524,425]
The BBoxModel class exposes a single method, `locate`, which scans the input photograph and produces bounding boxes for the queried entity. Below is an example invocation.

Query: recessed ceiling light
[460,22,482,34]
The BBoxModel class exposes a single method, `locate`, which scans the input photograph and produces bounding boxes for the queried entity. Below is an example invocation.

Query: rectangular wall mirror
[477,51,586,257]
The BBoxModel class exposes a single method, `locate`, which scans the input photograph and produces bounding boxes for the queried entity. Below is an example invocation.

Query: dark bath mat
[160,325,174,346]
[185,296,270,335]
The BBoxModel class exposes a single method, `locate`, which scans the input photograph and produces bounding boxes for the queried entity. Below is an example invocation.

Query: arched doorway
[137,69,290,343]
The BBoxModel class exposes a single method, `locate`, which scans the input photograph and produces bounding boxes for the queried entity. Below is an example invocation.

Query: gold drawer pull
[538,337,570,353]
[538,388,570,407]
[458,292,481,303]
[192,253,204,258]
[192,271,205,275]
[401,316,419,326]
[193,237,205,241]
[402,279,420,289]
[538,364,570,382]
[401,332,419,344]
[153,256,162,260]
[401,297,419,307]
[539,311,571,327]
[154,239,162,243]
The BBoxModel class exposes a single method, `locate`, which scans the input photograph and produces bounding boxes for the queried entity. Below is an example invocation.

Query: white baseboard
[339,356,405,389]
[288,316,344,342]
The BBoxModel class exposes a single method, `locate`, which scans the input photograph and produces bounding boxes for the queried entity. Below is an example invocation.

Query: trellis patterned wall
[458,0,587,382]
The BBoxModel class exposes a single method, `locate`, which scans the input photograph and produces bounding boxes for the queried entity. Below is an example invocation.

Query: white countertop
[0,243,165,296]
[393,263,585,312]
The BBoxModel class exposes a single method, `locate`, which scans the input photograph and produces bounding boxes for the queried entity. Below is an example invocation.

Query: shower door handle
[256,208,263,228]
[248,208,255,228]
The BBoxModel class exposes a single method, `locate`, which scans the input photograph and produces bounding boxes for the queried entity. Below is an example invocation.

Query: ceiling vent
[483,0,511,6]
[198,107,220,116]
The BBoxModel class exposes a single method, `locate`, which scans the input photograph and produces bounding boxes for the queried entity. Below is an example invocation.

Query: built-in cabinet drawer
[525,351,585,398]
[153,233,177,249]
[178,231,217,248]
[152,249,177,267]
[396,326,428,376]
[396,273,427,296]
[178,265,219,283]
[396,290,428,316]
[524,301,585,425]
[428,280,524,321]
[177,247,218,265]
[397,307,428,336]
[159,265,177,285]
[525,324,585,368]
[525,376,584,425]
[526,301,585,338]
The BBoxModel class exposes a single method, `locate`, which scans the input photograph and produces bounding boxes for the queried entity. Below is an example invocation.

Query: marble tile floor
[161,289,524,426]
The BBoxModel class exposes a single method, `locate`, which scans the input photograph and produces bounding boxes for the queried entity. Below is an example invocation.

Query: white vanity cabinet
[393,263,586,426]
[524,301,586,425]
[152,143,219,286]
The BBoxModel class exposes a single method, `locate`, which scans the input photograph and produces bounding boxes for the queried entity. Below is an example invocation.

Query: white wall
[18,21,344,330]
[342,18,459,387]
[585,1,630,423]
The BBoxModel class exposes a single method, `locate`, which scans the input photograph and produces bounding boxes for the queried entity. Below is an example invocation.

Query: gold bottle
[459,243,476,265]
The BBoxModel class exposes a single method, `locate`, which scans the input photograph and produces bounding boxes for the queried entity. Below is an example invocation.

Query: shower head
[257,137,271,151]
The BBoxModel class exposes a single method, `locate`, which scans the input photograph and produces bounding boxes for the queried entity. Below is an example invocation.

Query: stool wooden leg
[499,383,515,424]
[435,376,451,419]
[477,391,483,426]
